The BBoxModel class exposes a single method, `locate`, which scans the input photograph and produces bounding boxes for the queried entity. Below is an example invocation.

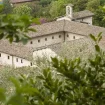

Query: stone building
[0,4,105,67]
[0,40,33,68]
[56,4,94,25]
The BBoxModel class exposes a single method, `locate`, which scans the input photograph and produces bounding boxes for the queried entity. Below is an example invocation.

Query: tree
[2,0,12,14]
[100,0,105,5]
[74,0,88,11]
[1,33,105,105]
[13,5,32,16]
[93,6,105,27]
[49,0,68,18]
[39,0,53,7]
[86,0,100,12]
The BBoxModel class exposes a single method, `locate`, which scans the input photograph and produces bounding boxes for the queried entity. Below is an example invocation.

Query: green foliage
[39,0,54,7]
[86,0,100,12]
[74,0,88,11]
[0,14,37,44]
[1,33,105,105]
[13,5,32,16]
[2,0,12,14]
[93,6,105,27]
[49,0,68,18]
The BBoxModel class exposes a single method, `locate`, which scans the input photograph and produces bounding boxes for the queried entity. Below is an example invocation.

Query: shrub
[1,33,105,105]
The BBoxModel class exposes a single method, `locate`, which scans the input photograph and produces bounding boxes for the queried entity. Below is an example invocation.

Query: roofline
[73,15,94,20]
[11,0,32,4]
[0,51,32,61]
[30,31,64,38]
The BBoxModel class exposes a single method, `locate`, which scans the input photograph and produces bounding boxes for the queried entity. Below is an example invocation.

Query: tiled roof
[29,20,64,38]
[10,0,32,4]
[29,20,105,38]
[0,40,33,60]
[73,10,94,19]
[47,37,95,59]
[56,10,94,20]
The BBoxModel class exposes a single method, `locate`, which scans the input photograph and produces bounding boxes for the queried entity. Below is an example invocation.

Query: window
[67,34,69,37]
[30,62,33,66]
[73,36,75,39]
[0,53,1,57]
[8,56,10,59]
[30,41,33,44]
[45,38,47,41]
[52,36,54,39]
[38,40,40,43]
[16,58,18,62]
[59,35,61,38]
[21,59,23,63]
[80,49,82,52]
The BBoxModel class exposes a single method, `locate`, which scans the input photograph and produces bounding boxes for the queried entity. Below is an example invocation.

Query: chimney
[66,4,74,19]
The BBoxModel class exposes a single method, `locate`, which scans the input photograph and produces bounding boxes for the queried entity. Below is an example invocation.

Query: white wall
[0,52,31,68]
[26,32,64,48]
[65,32,84,41]
[13,56,31,68]
[75,17,92,25]
[83,17,92,25]
[57,17,71,21]
[0,53,12,66]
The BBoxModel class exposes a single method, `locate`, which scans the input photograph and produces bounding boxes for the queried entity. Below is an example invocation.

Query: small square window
[8,56,10,59]
[80,49,82,52]
[45,38,47,41]
[73,36,75,39]
[38,40,40,43]
[30,62,32,66]
[21,59,23,63]
[30,41,33,44]
[52,36,54,39]
[67,34,69,37]
[16,58,18,62]
[59,35,61,38]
